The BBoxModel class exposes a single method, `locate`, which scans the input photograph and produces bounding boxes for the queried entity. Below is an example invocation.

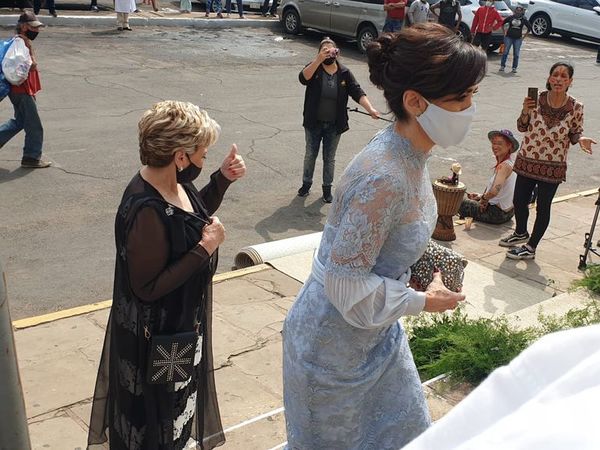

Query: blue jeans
[303,122,341,187]
[206,0,222,13]
[500,36,523,69]
[0,92,43,161]
[383,18,403,33]
[226,0,243,15]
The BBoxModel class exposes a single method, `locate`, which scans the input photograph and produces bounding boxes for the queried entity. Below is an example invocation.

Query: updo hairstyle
[367,23,487,121]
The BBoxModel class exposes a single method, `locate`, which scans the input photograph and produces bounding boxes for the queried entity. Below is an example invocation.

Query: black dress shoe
[297,183,311,197]
[322,185,333,203]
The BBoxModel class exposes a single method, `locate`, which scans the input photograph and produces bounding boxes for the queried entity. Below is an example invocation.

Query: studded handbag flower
[146,330,199,384]
[410,240,468,293]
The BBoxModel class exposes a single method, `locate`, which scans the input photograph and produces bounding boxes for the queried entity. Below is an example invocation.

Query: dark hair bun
[367,34,393,89]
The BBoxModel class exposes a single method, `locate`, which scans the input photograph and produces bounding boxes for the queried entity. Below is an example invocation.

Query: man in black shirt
[500,6,532,73]
[431,0,462,33]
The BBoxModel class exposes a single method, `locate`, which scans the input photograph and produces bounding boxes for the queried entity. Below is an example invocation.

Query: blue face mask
[416,99,477,148]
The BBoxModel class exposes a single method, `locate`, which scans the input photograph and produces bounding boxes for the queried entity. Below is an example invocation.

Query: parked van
[278,0,386,53]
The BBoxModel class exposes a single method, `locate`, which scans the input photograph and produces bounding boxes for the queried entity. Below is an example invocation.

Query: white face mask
[416,99,477,149]
[485,1,493,5]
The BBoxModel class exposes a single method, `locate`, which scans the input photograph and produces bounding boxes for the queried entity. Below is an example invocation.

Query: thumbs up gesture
[220,143,247,181]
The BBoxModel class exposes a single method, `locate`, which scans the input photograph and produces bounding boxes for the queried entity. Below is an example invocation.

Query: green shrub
[572,264,600,295]
[407,299,600,386]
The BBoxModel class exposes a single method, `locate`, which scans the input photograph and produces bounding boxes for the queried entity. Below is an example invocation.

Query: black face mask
[176,156,202,184]
[323,57,336,66]
[25,30,39,41]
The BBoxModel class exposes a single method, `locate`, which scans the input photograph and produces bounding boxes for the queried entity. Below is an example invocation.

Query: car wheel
[530,13,551,38]
[282,8,301,35]
[487,43,501,53]
[458,23,471,42]
[357,24,377,54]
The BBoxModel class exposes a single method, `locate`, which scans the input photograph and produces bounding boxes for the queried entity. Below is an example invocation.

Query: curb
[0,14,282,29]
[11,263,270,330]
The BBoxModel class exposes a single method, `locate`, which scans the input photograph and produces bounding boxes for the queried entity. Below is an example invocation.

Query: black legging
[513,174,559,249]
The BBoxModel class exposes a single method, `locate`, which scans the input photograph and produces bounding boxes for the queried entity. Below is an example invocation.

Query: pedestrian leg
[47,0,56,16]
[236,0,243,16]
[527,180,559,249]
[500,36,513,70]
[0,93,25,149]
[321,122,341,188]
[513,174,537,235]
[19,95,43,162]
[302,126,323,186]
[512,38,522,71]
[32,0,40,14]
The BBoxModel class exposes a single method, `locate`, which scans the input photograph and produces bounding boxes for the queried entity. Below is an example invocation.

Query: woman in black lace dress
[88,101,246,450]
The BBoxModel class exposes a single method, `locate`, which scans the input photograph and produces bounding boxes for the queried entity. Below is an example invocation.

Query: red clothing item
[385,0,406,20]
[471,5,503,34]
[11,67,41,96]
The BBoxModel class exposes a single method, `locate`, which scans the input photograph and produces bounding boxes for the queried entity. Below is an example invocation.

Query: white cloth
[403,324,600,450]
[487,159,516,211]
[115,0,136,13]
[408,0,430,24]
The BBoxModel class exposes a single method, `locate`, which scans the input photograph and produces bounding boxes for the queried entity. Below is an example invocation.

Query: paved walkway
[8,189,600,449]
[0,2,282,29]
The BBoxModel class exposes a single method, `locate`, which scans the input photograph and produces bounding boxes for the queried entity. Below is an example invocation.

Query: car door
[573,0,600,39]
[545,0,578,31]
[330,0,363,37]
[300,0,333,30]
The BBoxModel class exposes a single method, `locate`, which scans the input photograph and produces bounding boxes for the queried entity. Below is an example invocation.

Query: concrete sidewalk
[0,3,283,29]
[8,190,600,449]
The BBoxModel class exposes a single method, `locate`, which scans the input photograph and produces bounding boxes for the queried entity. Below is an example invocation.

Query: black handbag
[145,329,199,384]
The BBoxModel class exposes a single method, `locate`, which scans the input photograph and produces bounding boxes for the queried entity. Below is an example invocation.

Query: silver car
[278,0,386,53]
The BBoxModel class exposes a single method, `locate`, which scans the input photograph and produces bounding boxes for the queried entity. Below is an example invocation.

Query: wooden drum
[432,180,466,241]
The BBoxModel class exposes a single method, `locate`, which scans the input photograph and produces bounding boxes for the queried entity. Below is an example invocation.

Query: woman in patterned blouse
[500,62,596,260]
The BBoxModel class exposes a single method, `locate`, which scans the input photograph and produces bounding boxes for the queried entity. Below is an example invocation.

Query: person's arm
[430,1,440,17]
[523,17,532,37]
[492,9,503,30]
[323,174,464,329]
[126,207,212,302]
[471,8,480,33]
[480,163,513,209]
[569,103,596,154]
[408,2,417,23]
[517,96,536,132]
[299,47,330,84]
[502,16,510,34]
[455,4,462,28]
[358,95,380,119]
[196,168,233,216]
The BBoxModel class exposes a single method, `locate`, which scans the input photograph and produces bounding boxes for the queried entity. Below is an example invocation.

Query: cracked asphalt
[0,26,598,319]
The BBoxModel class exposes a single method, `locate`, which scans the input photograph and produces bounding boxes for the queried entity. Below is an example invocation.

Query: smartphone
[528,87,539,107]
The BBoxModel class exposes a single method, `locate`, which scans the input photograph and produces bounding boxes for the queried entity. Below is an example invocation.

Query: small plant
[406,309,535,385]
[407,299,600,386]
[572,264,600,295]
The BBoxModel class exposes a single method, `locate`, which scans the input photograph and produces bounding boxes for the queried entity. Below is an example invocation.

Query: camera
[329,48,339,58]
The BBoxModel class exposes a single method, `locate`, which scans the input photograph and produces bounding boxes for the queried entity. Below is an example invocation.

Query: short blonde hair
[138,101,221,167]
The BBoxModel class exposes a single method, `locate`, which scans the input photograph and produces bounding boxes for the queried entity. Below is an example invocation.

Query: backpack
[0,37,16,101]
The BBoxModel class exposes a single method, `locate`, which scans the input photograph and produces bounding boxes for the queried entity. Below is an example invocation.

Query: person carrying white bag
[0,12,50,169]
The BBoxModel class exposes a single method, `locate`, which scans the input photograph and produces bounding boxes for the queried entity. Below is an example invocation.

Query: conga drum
[432,180,466,241]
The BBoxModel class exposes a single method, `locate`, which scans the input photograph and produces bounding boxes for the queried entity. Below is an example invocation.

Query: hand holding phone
[527,87,538,106]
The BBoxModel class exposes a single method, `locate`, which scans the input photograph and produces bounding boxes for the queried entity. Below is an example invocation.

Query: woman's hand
[316,46,330,64]
[220,144,247,181]
[199,216,225,255]
[423,272,465,313]
[369,108,380,120]
[467,192,481,201]
[578,137,596,155]
[522,97,536,115]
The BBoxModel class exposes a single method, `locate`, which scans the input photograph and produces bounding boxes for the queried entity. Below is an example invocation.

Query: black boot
[322,185,333,203]
[297,182,311,197]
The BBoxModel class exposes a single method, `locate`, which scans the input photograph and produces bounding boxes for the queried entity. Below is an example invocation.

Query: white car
[525,0,600,42]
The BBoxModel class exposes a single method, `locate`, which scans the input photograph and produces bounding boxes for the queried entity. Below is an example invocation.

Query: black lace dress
[88,169,232,450]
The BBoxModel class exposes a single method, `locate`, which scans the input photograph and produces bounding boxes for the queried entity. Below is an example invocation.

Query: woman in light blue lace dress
[282,24,487,450]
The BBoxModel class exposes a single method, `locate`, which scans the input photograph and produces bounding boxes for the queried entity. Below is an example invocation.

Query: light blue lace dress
[283,125,437,450]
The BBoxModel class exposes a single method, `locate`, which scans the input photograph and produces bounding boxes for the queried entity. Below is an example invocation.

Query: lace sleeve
[324,174,426,329]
